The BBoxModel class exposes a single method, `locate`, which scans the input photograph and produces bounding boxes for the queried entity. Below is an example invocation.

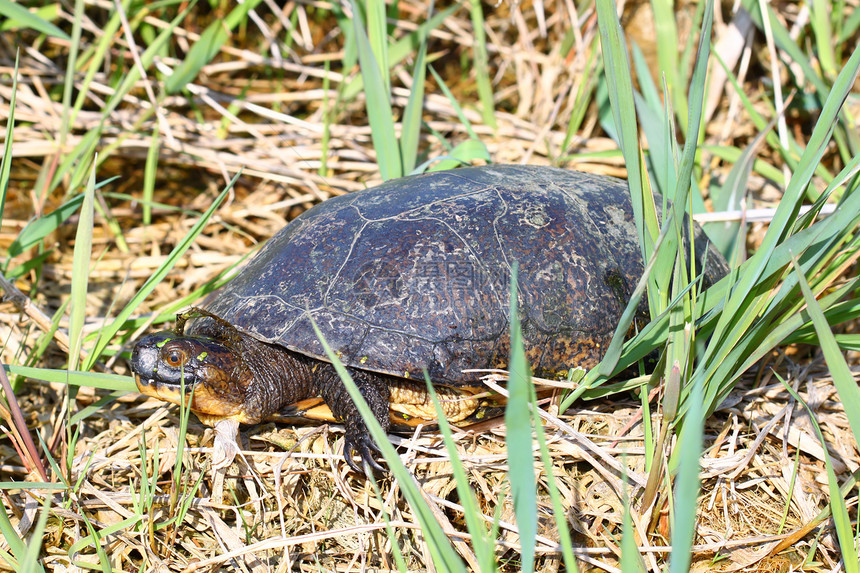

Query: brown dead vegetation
[1,0,857,571]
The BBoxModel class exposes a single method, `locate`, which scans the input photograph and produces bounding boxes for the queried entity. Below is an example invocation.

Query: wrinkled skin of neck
[194,319,392,472]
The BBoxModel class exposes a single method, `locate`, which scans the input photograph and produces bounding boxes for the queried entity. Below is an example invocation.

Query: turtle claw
[343,432,386,475]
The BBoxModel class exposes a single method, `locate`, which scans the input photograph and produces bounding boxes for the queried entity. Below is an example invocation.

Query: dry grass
[1,0,858,571]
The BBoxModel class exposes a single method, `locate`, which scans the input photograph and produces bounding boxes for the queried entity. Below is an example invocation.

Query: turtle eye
[164,348,186,368]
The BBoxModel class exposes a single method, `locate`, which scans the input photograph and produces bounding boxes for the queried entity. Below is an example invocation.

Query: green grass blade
[68,161,97,371]
[650,0,683,127]
[0,50,18,226]
[4,184,111,260]
[310,322,466,573]
[505,265,536,573]
[621,478,646,572]
[319,60,332,177]
[86,174,238,367]
[166,0,264,94]
[779,373,858,571]
[366,0,390,94]
[630,42,671,197]
[0,0,70,39]
[467,0,496,130]
[142,129,161,226]
[421,69,490,170]
[703,122,774,263]
[341,5,457,101]
[419,140,491,173]
[68,516,143,566]
[672,0,712,212]
[532,404,579,572]
[60,0,84,152]
[425,379,495,571]
[366,476,410,573]
[70,391,128,426]
[595,0,659,290]
[791,257,860,453]
[0,500,24,569]
[597,220,669,377]
[350,0,401,179]
[811,0,837,76]
[668,375,704,572]
[6,366,136,393]
[561,45,600,156]
[399,3,430,174]
[697,43,860,385]
[789,257,858,571]
[427,66,482,141]
[68,2,123,129]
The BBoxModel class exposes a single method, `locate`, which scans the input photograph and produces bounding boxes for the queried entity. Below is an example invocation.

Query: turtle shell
[191,165,726,384]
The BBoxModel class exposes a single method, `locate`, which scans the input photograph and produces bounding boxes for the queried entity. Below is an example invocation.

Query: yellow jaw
[135,374,258,424]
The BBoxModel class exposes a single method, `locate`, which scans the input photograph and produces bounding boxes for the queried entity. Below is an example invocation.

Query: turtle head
[131,330,255,424]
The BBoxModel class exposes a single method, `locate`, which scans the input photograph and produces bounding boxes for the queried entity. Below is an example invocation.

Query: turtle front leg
[318,367,391,474]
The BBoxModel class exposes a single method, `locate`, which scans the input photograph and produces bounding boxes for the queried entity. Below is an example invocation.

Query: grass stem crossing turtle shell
[130,165,728,472]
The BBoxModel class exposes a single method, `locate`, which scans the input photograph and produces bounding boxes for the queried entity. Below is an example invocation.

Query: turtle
[130,164,728,472]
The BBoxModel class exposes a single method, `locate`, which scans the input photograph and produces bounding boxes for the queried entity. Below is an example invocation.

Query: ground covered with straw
[1,0,859,571]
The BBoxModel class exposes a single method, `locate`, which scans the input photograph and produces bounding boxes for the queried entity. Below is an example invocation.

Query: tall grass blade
[810,0,837,75]
[0,0,70,39]
[532,403,579,572]
[791,258,860,453]
[69,3,123,128]
[341,5,457,101]
[621,482,646,572]
[68,161,97,372]
[366,0,390,94]
[672,0,713,213]
[0,50,18,226]
[365,476,410,573]
[505,265,536,573]
[668,374,704,572]
[60,0,84,152]
[595,0,659,306]
[650,0,683,127]
[695,43,860,414]
[780,358,860,573]
[87,174,238,366]
[350,0,402,179]
[7,366,136,392]
[310,322,466,572]
[595,220,682,380]
[426,379,495,571]
[467,0,496,130]
[0,501,24,569]
[68,516,143,566]
[630,42,671,196]
[142,130,160,226]
[704,123,774,263]
[166,0,264,94]
[399,3,431,174]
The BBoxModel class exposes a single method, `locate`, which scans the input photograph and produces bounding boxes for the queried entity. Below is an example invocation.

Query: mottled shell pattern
[191,165,721,384]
